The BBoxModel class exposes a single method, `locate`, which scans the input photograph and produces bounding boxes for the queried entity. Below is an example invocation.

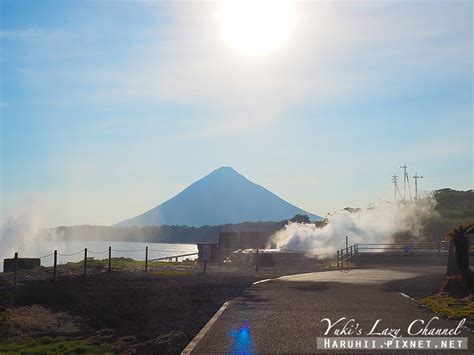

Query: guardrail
[357,243,446,254]
[337,245,358,269]
[335,242,467,270]
[150,252,198,262]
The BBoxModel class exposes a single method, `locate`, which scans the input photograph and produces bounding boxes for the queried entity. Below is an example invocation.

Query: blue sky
[1,0,472,227]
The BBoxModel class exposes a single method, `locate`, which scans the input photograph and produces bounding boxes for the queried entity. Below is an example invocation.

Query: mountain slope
[115,167,322,227]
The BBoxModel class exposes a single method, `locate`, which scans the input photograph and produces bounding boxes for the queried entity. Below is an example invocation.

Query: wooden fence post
[84,248,87,277]
[108,246,111,273]
[145,246,148,272]
[53,250,57,282]
[203,260,207,273]
[255,248,259,274]
[13,252,18,288]
[337,250,340,269]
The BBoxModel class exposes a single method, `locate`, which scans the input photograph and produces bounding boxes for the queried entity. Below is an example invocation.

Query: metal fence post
[337,250,340,269]
[145,246,148,272]
[255,248,259,274]
[84,248,87,277]
[108,246,111,273]
[53,250,57,282]
[13,252,18,288]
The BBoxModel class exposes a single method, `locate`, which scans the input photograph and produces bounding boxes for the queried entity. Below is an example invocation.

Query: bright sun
[218,0,296,56]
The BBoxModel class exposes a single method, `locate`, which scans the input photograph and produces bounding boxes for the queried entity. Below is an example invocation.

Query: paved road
[192,266,473,354]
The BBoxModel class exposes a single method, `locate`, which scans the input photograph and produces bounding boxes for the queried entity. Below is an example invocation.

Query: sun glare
[218,0,296,56]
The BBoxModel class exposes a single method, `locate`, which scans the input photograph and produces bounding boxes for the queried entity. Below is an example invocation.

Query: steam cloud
[271,199,437,257]
[0,193,57,260]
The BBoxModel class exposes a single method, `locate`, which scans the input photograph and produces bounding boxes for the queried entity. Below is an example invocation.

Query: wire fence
[1,245,343,288]
[1,245,201,287]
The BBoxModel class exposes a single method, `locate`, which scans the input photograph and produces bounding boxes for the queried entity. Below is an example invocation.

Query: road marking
[399,292,413,300]
[253,272,320,285]
[253,278,272,285]
[180,300,231,355]
[254,271,326,284]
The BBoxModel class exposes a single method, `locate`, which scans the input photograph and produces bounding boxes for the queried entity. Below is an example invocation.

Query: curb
[180,300,231,354]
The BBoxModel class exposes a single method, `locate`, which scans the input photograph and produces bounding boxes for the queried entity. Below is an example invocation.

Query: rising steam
[271,199,437,256]
[0,193,57,260]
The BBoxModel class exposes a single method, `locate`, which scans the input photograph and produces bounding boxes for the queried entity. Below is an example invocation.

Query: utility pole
[413,172,423,200]
[392,173,402,201]
[400,163,408,201]
[392,174,399,201]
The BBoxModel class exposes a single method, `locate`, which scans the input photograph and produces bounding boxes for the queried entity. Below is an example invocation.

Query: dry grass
[420,294,474,320]
[6,305,83,336]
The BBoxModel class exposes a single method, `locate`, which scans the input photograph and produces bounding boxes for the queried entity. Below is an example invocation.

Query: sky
[0,0,472,227]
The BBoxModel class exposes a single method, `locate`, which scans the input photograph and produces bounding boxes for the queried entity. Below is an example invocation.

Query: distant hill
[421,188,474,242]
[432,188,474,219]
[115,167,322,227]
[52,220,289,244]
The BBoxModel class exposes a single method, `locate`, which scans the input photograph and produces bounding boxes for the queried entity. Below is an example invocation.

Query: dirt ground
[0,260,329,354]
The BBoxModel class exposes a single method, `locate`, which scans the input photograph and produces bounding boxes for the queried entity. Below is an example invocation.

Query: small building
[239,231,266,249]
[218,231,265,259]
[197,231,268,263]
[3,258,40,273]
[196,243,219,263]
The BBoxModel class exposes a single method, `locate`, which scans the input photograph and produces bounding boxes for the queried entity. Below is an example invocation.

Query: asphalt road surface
[192,266,473,354]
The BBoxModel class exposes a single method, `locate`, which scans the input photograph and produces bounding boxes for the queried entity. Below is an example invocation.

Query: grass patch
[326,260,354,270]
[68,257,145,270]
[420,294,474,320]
[0,336,115,354]
[67,257,198,271]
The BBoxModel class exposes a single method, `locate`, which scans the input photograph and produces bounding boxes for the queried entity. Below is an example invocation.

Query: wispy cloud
[124,2,466,134]
[7,2,470,138]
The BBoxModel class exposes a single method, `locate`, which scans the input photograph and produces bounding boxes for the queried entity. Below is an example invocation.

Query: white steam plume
[271,199,437,257]
[0,193,58,260]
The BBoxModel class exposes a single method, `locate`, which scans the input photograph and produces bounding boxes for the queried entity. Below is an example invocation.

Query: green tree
[290,214,310,224]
